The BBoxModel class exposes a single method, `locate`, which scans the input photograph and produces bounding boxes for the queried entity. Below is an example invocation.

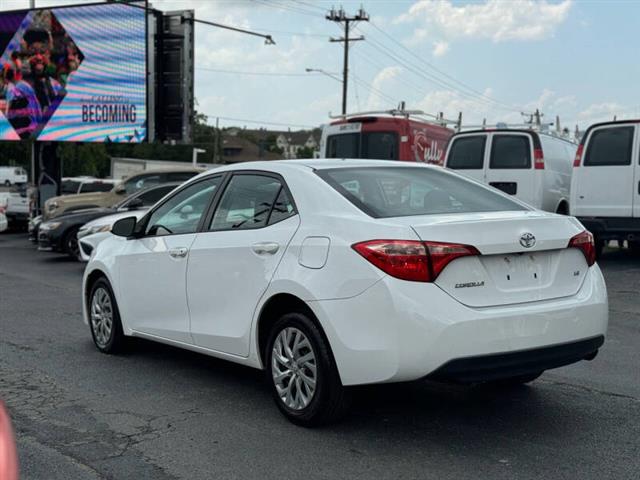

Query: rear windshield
[61,180,80,194]
[326,132,399,160]
[79,182,113,193]
[585,126,633,166]
[317,166,527,218]
[447,135,486,169]
[490,135,531,169]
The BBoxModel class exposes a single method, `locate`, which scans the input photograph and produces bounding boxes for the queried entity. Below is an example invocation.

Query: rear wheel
[4,180,10,187]
[89,278,125,353]
[266,312,350,427]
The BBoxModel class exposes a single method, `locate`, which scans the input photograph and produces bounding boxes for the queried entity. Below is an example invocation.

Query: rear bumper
[577,216,640,240]
[427,335,604,383]
[6,211,29,223]
[310,265,608,386]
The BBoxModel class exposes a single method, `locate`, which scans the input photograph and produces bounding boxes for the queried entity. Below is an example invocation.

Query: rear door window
[490,135,531,169]
[361,132,398,160]
[327,133,359,158]
[447,135,486,169]
[584,126,634,166]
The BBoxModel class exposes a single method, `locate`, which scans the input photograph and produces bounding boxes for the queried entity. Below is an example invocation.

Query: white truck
[444,128,576,214]
[0,166,27,186]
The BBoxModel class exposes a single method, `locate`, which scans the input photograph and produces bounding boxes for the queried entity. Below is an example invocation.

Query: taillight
[568,230,596,267]
[573,144,584,167]
[534,148,544,169]
[0,402,18,480]
[352,240,479,282]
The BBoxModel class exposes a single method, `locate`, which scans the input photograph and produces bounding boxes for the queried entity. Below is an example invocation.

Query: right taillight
[573,144,584,167]
[568,230,596,266]
[352,239,479,282]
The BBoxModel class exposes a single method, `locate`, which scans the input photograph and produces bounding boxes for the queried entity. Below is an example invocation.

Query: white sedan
[82,160,608,426]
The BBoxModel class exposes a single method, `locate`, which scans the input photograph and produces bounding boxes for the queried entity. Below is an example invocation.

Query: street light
[305,68,342,83]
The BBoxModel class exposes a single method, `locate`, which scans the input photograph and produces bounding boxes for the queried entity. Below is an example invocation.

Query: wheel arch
[555,199,569,215]
[256,293,333,370]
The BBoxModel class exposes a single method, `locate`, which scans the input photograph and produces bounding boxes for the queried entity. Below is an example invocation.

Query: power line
[191,17,275,44]
[196,67,322,77]
[251,0,323,18]
[365,21,522,112]
[210,115,316,129]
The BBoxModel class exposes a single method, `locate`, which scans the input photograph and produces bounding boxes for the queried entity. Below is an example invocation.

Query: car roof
[198,159,435,177]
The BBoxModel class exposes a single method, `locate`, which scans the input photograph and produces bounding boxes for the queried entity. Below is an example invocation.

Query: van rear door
[573,124,636,217]
[444,134,486,183]
[485,132,537,207]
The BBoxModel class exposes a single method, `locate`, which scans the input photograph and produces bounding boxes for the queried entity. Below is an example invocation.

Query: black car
[38,183,179,258]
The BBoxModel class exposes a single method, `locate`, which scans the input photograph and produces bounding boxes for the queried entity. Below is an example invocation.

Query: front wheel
[266,312,350,427]
[89,278,125,353]
[63,227,80,258]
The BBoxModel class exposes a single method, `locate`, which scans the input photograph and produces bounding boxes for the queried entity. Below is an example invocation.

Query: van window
[327,134,359,158]
[326,132,399,160]
[79,182,114,193]
[490,135,531,169]
[585,127,633,166]
[447,136,486,169]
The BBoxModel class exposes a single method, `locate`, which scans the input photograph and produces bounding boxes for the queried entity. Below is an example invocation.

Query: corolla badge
[519,232,536,248]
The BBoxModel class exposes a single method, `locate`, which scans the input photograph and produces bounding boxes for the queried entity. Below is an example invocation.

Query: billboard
[0,3,147,143]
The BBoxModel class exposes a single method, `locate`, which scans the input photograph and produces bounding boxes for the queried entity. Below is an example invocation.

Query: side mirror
[112,216,137,237]
[114,184,126,195]
[126,198,144,211]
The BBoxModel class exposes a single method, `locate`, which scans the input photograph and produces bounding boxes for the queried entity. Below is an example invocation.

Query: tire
[4,180,10,187]
[88,278,125,354]
[63,227,80,259]
[489,371,542,387]
[629,240,640,254]
[266,312,351,427]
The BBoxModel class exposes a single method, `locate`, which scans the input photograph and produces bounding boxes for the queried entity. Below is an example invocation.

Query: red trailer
[320,109,456,165]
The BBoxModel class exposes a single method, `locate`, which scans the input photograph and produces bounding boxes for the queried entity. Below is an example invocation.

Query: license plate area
[483,252,549,291]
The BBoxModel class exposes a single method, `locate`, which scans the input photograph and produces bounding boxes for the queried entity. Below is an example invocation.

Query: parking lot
[0,231,639,480]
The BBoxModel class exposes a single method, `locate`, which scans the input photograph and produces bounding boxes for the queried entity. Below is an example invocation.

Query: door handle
[168,247,188,258]
[252,242,280,255]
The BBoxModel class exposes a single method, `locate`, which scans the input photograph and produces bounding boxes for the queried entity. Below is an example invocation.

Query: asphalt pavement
[1,232,639,480]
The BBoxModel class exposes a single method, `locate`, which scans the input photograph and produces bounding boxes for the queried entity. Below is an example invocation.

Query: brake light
[534,148,544,169]
[573,144,584,167]
[352,240,479,282]
[568,230,596,267]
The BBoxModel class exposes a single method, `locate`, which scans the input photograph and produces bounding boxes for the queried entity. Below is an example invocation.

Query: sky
[1,0,639,132]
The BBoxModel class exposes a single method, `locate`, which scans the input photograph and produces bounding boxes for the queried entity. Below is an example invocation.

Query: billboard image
[0,3,146,143]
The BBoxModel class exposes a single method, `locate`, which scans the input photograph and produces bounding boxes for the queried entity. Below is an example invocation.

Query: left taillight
[568,230,596,267]
[352,240,479,282]
[534,148,545,169]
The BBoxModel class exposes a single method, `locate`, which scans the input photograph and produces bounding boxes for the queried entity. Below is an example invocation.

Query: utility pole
[326,7,369,115]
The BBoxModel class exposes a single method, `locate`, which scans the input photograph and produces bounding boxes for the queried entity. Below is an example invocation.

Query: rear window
[584,126,633,166]
[326,132,399,160]
[61,180,80,194]
[447,135,486,169]
[490,135,531,169]
[317,167,527,218]
[79,182,113,193]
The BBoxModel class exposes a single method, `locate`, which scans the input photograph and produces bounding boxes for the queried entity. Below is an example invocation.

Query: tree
[296,146,316,159]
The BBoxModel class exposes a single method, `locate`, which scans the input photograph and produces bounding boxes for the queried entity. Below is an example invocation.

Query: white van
[571,120,640,252]
[0,167,27,186]
[444,129,576,214]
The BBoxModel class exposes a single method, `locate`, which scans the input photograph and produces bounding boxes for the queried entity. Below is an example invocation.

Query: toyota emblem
[520,233,536,248]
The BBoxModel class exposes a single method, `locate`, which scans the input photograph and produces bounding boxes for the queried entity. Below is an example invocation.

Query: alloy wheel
[90,287,113,348]
[271,327,317,410]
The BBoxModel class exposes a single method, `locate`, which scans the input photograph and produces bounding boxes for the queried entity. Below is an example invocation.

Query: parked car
[571,119,640,254]
[444,128,576,214]
[0,209,7,233]
[0,400,18,480]
[43,167,202,220]
[77,184,179,261]
[0,166,27,186]
[61,177,117,195]
[28,214,42,242]
[83,160,607,426]
[39,183,179,258]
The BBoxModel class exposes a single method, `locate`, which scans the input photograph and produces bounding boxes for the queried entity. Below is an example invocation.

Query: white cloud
[432,40,449,57]
[367,66,402,110]
[397,0,572,46]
